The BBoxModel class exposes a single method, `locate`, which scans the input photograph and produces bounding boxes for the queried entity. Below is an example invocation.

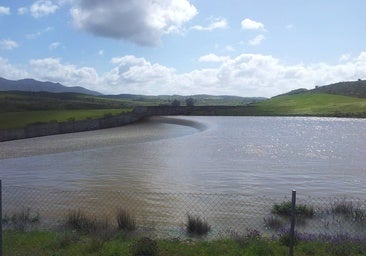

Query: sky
[0,0,366,97]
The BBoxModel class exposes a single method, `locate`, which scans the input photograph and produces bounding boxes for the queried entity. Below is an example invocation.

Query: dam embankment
[0,107,150,142]
[0,106,250,142]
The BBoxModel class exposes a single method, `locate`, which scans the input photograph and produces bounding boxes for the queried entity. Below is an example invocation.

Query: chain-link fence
[1,184,366,240]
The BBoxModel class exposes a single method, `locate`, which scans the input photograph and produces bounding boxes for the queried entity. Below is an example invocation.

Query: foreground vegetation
[3,198,366,256]
[4,230,366,256]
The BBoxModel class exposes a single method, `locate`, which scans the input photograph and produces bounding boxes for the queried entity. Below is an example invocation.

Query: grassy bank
[4,230,366,256]
[253,93,366,116]
[0,109,132,129]
[189,93,366,117]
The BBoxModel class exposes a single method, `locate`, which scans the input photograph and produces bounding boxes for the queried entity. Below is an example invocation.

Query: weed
[57,232,80,249]
[263,215,283,230]
[278,230,299,247]
[186,215,211,236]
[116,208,136,232]
[4,208,40,231]
[331,199,366,222]
[354,208,366,222]
[129,237,158,256]
[272,201,314,218]
[332,200,354,217]
[65,210,98,234]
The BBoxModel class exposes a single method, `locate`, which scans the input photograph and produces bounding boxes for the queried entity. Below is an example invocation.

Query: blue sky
[0,0,366,97]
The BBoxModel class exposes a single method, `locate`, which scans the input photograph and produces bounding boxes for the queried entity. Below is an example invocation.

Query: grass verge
[4,230,366,256]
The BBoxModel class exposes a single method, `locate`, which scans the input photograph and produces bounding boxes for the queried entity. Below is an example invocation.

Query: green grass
[253,93,366,116]
[4,230,366,256]
[0,109,132,129]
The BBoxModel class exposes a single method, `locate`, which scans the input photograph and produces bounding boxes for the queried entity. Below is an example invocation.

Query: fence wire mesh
[2,185,366,240]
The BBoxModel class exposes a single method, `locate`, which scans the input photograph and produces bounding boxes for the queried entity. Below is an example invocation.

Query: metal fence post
[0,180,2,256]
[289,190,296,256]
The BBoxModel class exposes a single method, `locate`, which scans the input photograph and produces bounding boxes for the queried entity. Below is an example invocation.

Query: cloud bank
[1,52,366,97]
[70,0,198,46]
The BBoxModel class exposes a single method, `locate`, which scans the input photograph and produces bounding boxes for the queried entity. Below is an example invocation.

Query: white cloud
[225,45,235,52]
[0,6,10,15]
[48,42,61,50]
[70,0,197,46]
[18,7,28,15]
[198,54,229,63]
[98,50,104,56]
[241,18,265,30]
[0,39,19,50]
[339,53,351,62]
[3,52,366,97]
[26,27,53,39]
[106,55,176,94]
[249,34,266,46]
[30,0,59,18]
[29,58,101,89]
[0,58,28,79]
[191,18,228,31]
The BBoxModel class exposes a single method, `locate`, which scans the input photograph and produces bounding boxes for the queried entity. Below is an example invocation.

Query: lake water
[1,116,365,236]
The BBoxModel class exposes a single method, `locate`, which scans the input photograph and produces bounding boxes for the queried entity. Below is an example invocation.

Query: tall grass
[2,208,40,231]
[186,215,211,236]
[332,199,366,222]
[116,208,136,231]
[65,210,111,235]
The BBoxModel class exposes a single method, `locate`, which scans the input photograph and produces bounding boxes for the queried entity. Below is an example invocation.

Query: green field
[253,93,366,116]
[0,109,132,129]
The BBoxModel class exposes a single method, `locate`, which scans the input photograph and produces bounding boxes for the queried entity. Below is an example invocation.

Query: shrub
[272,201,314,218]
[116,208,136,232]
[65,210,98,234]
[186,215,211,236]
[332,199,366,222]
[354,208,366,222]
[278,229,299,247]
[263,215,283,230]
[129,237,158,256]
[332,200,354,216]
[4,208,40,231]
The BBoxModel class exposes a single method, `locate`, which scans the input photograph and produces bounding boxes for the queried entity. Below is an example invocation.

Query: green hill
[312,79,366,98]
[278,79,366,99]
[252,92,366,117]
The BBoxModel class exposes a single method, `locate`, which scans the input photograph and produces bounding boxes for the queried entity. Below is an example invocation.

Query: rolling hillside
[278,79,366,99]
[252,92,366,117]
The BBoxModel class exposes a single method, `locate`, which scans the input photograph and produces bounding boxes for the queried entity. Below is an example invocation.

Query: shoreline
[1,105,365,142]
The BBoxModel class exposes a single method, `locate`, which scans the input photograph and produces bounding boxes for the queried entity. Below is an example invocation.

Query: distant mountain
[0,77,102,96]
[277,79,366,99]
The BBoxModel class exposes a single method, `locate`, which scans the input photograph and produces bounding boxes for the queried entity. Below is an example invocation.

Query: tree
[185,98,194,107]
[171,99,181,107]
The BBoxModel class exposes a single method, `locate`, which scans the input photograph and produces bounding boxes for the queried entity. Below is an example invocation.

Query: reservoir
[1,116,365,236]
[1,116,365,197]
